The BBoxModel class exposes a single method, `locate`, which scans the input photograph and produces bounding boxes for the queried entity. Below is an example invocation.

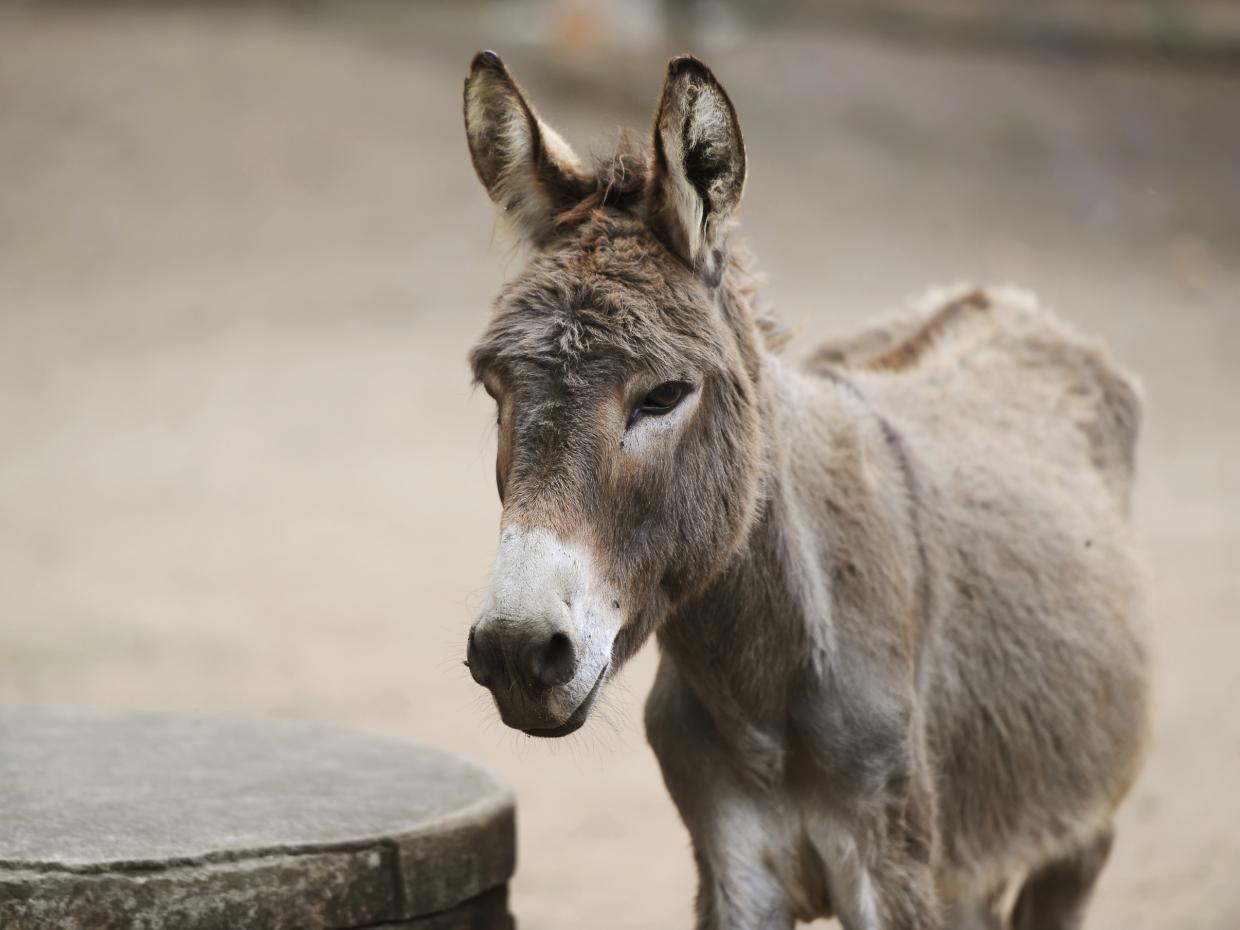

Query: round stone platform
[0,710,515,930]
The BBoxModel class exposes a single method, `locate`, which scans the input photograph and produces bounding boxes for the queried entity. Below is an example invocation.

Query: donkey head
[463,52,767,736]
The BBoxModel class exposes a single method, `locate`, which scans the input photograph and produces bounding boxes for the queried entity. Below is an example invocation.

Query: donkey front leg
[688,805,796,930]
[792,680,943,930]
[808,809,941,930]
[646,660,796,930]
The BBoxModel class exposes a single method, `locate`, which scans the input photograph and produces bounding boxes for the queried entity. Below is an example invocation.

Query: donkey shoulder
[804,286,1143,509]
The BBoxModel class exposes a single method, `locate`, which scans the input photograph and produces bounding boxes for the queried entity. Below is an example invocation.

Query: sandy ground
[1,5,1238,928]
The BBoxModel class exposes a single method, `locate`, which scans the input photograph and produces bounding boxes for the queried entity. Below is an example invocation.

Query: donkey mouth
[522,664,608,738]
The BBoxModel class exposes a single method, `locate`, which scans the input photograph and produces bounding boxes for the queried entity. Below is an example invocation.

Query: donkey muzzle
[468,526,617,736]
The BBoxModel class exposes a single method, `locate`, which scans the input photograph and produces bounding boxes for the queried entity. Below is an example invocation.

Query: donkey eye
[643,382,687,409]
[631,381,690,425]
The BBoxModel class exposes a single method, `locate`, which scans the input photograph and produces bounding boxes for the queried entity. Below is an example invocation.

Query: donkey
[461,51,1149,930]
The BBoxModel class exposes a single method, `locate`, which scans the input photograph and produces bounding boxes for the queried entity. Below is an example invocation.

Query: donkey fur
[463,52,1148,930]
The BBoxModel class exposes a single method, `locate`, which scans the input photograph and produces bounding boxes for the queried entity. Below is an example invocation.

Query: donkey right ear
[463,51,587,244]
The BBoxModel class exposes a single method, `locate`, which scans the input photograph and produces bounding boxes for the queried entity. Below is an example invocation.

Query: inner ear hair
[463,50,589,243]
[647,56,746,285]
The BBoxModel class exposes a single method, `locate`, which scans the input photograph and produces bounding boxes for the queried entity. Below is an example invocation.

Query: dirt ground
[1,5,1237,928]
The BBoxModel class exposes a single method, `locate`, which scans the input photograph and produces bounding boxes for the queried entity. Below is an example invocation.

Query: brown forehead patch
[470,211,725,387]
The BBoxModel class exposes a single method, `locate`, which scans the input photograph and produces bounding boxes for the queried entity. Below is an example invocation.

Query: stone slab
[371,887,514,930]
[0,711,515,930]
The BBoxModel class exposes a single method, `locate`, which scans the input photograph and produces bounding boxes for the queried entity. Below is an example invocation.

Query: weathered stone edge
[0,786,515,877]
[391,790,518,917]
[359,886,514,930]
[0,846,400,930]
[0,793,516,929]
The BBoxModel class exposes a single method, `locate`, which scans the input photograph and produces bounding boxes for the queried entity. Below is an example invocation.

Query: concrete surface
[0,4,1237,929]
[0,711,514,930]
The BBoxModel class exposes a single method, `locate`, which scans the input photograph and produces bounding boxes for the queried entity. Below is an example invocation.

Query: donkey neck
[656,347,932,766]
[657,354,829,728]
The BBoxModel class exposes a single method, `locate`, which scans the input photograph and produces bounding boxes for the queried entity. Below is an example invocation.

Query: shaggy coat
[462,51,1148,930]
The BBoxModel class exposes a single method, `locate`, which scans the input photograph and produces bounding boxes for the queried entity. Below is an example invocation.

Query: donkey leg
[942,887,1005,930]
[646,659,794,930]
[942,904,1001,930]
[1009,827,1114,930]
[794,707,942,928]
[823,833,941,930]
[691,842,794,930]
[803,766,941,930]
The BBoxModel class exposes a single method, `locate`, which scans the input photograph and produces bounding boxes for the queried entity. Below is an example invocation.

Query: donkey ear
[464,51,587,244]
[647,56,746,284]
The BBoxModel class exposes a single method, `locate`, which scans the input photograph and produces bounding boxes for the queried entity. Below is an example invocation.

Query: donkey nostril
[466,629,491,688]
[531,631,577,689]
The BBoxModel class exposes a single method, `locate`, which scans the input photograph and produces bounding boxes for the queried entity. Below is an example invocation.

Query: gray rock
[0,711,515,930]
[370,888,514,930]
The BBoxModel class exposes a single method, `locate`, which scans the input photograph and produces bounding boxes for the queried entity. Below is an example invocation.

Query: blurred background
[1,1,1237,927]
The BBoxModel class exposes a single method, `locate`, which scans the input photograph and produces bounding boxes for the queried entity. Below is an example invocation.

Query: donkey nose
[467,622,578,692]
[527,631,577,689]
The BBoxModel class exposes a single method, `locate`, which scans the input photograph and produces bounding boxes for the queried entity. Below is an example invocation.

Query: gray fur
[462,53,1149,930]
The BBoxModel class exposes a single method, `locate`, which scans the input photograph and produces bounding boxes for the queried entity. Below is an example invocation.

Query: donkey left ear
[464,51,587,244]
[647,56,746,285]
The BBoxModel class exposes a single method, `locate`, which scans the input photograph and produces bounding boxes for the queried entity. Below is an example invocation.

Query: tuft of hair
[553,138,784,355]
[552,133,650,229]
